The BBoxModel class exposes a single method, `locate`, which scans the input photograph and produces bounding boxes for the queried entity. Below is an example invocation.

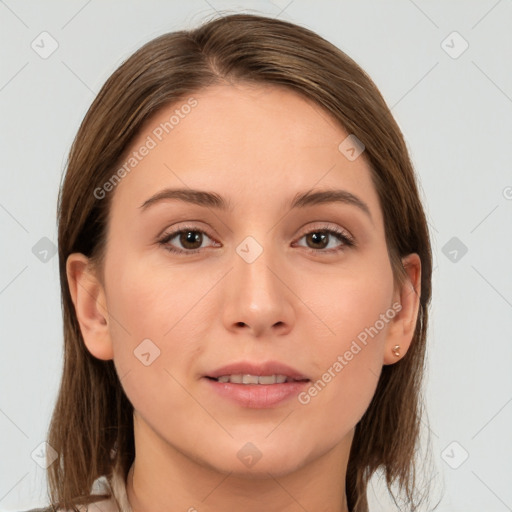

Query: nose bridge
[222,231,294,334]
[234,233,281,305]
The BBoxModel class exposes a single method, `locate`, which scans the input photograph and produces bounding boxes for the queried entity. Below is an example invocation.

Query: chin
[203,442,312,479]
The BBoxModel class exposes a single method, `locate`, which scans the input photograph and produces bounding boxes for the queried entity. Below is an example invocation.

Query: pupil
[310,232,327,248]
[182,231,201,248]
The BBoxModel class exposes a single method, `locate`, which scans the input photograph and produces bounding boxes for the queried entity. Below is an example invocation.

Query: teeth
[243,374,259,384]
[215,374,292,384]
[259,375,279,384]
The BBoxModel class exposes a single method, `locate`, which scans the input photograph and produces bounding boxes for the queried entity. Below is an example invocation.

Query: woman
[35,12,432,512]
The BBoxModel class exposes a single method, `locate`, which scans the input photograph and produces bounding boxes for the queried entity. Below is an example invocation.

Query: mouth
[205,360,310,383]
[205,374,309,384]
[203,361,311,408]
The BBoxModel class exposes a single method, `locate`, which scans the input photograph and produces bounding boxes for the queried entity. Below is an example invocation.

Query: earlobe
[383,253,421,365]
[66,253,114,361]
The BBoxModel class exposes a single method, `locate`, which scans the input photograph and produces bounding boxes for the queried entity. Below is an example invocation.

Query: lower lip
[203,378,310,408]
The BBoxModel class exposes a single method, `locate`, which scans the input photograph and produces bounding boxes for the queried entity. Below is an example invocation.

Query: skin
[67,83,421,512]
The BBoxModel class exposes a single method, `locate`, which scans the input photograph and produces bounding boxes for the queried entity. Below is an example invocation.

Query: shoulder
[17,508,57,512]
[17,507,85,512]
[18,498,119,512]
[17,508,56,512]
[19,473,124,512]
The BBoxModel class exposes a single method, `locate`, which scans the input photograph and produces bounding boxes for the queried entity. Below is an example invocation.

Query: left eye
[157,225,355,255]
[293,227,354,253]
[157,227,218,254]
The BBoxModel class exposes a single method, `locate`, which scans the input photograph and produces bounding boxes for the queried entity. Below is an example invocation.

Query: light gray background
[1,1,511,511]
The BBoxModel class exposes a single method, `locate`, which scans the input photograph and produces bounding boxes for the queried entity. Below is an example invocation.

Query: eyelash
[157,224,355,256]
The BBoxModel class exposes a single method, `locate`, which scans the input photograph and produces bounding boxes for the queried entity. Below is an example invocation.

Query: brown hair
[48,11,433,512]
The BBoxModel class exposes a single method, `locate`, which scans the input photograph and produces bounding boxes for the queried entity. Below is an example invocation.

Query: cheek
[106,253,211,341]
[305,252,394,351]
[298,256,394,419]
[103,256,210,392]
[104,258,208,422]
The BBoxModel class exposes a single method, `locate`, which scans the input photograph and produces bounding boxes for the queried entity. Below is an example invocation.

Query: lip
[203,360,310,409]
[205,360,309,380]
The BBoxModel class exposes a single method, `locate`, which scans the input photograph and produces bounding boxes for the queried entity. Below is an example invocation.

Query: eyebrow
[139,187,372,222]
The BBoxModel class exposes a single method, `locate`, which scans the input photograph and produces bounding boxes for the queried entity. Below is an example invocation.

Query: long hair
[48,12,433,512]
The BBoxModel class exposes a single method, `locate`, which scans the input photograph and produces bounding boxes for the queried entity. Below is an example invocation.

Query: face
[73,83,415,478]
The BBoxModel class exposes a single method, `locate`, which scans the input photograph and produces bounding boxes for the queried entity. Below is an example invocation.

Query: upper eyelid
[160,221,350,236]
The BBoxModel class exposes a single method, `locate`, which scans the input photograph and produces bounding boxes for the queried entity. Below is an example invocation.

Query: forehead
[158,83,345,152]
[109,83,381,222]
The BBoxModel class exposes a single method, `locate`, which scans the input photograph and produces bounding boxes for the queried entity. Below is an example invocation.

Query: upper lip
[206,361,310,380]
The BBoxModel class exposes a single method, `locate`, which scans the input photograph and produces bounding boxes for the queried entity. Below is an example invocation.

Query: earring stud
[392,345,401,358]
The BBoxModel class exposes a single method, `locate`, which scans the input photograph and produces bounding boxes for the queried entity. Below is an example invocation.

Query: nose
[221,236,295,338]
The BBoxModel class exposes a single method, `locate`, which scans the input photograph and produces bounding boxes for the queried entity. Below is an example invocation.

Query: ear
[66,252,113,360]
[383,253,421,365]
